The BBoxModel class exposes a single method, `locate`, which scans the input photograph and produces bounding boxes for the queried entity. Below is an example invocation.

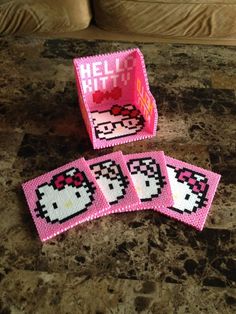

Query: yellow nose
[173,193,179,201]
[136,185,142,193]
[64,200,73,208]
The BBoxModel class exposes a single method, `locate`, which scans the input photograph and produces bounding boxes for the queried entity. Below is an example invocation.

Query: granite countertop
[0,37,235,313]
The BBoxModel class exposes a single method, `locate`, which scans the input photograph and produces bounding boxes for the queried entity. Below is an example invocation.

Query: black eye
[76,191,81,198]
[98,123,114,134]
[185,194,190,200]
[52,202,58,209]
[145,181,150,187]
[109,183,114,190]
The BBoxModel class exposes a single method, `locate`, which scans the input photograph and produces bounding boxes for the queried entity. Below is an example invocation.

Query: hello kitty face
[35,167,95,224]
[167,165,209,214]
[91,104,145,141]
[127,158,166,202]
[90,160,129,205]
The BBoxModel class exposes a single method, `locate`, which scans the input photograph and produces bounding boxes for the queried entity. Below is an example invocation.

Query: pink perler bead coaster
[157,156,221,230]
[87,151,140,216]
[22,158,110,241]
[73,48,157,149]
[124,151,173,210]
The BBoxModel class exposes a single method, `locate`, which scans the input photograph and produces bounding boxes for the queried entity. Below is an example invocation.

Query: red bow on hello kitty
[54,171,84,190]
[177,170,207,193]
[111,105,140,118]
[93,87,122,104]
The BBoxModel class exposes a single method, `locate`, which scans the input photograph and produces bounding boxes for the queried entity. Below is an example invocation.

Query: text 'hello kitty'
[80,57,136,93]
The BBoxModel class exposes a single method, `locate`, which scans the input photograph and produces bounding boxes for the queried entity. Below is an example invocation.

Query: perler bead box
[73,48,157,149]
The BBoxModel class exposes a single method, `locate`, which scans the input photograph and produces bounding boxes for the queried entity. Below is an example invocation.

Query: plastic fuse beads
[73,48,157,149]
[22,152,221,241]
[157,156,221,230]
[124,151,173,210]
[22,158,110,241]
[87,151,140,216]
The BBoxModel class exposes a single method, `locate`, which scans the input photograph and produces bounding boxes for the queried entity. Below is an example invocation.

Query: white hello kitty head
[90,160,128,205]
[167,165,209,214]
[127,157,166,202]
[35,167,95,224]
[91,104,145,141]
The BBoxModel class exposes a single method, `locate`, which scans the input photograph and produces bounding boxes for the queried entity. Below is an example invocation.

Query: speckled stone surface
[0,37,236,313]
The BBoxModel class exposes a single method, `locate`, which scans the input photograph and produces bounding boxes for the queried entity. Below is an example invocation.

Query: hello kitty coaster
[73,48,157,149]
[124,151,173,210]
[22,158,110,241]
[87,151,140,215]
[158,156,221,230]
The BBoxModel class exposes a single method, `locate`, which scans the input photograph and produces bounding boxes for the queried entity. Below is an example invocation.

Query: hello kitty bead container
[73,48,157,149]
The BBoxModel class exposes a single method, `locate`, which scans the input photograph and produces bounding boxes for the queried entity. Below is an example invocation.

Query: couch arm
[0,0,92,35]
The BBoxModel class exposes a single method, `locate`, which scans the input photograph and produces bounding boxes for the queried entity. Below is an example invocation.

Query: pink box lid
[22,158,110,241]
[124,151,174,210]
[157,156,221,230]
[87,151,140,216]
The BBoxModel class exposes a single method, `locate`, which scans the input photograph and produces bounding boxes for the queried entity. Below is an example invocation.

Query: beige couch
[0,0,235,43]
[0,0,92,34]
[94,0,236,41]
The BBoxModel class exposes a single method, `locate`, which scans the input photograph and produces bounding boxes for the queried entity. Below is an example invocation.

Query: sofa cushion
[93,0,236,40]
[0,0,91,35]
